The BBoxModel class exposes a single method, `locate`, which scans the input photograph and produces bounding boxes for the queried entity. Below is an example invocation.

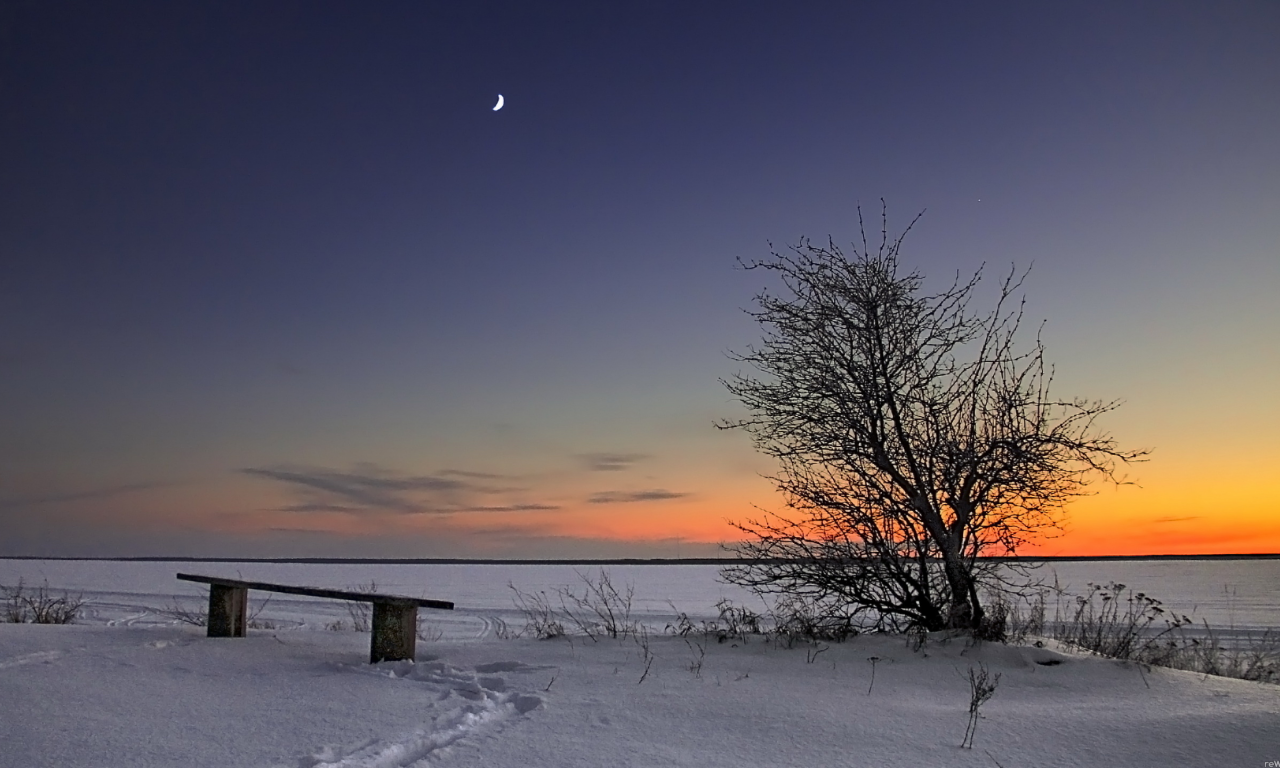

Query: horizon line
[2,553,1278,565]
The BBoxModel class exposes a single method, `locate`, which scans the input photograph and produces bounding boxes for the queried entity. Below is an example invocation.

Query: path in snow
[292,659,547,768]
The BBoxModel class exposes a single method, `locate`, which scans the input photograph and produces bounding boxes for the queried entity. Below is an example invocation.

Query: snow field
[3,559,1279,766]
[3,621,1278,767]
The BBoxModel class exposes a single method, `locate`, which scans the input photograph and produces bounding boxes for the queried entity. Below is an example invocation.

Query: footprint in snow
[295,660,543,767]
[0,650,64,670]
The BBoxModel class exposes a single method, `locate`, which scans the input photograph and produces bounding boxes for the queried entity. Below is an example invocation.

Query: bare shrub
[972,585,1049,644]
[342,582,379,632]
[635,625,655,684]
[493,616,517,640]
[557,570,637,641]
[715,599,764,643]
[416,617,443,642]
[345,605,370,632]
[1,579,85,624]
[665,607,700,638]
[667,595,855,650]
[998,588,1046,645]
[666,599,766,645]
[508,571,640,642]
[158,590,274,629]
[159,599,209,627]
[247,594,276,629]
[769,594,858,647]
[509,583,565,640]
[974,599,1010,643]
[684,633,707,678]
[962,663,1001,749]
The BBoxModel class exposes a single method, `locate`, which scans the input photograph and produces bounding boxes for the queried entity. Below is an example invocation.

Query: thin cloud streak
[587,489,690,504]
[273,503,363,514]
[242,467,451,513]
[578,453,649,472]
[415,503,560,514]
[439,469,509,480]
[242,464,556,517]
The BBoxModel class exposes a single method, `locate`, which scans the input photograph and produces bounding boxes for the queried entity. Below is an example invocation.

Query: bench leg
[207,584,248,638]
[370,602,417,663]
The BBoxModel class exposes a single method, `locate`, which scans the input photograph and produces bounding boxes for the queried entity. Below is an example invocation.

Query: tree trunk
[939,538,981,630]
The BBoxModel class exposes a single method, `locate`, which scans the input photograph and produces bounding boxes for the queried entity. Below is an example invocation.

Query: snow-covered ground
[4,621,1278,767]
[2,560,1278,766]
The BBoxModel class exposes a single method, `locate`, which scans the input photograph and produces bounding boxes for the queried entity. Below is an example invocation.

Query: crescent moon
[493,94,504,111]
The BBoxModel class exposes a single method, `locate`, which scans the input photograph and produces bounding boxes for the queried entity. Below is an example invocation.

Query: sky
[1,1,1277,559]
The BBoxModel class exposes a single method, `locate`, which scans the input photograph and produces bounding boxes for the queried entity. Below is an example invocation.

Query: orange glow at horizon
[199,495,1280,557]
[163,459,1280,557]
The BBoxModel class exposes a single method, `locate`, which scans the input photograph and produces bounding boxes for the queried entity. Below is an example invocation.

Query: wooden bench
[176,573,454,663]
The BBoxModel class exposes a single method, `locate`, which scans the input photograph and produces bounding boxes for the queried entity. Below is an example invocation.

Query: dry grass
[993,581,1280,684]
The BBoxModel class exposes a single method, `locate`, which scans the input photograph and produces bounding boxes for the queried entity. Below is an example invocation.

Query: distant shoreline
[1,553,1278,564]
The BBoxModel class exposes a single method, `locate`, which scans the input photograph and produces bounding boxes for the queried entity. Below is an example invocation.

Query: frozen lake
[2,557,1277,640]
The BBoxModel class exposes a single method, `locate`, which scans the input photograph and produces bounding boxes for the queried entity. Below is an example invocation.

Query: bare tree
[719,205,1146,633]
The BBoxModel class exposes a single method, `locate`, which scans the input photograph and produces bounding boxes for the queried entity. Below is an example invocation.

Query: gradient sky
[2,1,1277,559]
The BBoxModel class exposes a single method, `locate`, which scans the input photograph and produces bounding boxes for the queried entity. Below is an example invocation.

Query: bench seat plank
[176,573,454,609]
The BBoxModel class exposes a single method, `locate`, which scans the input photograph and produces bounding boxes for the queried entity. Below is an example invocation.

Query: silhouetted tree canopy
[720,206,1146,634]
